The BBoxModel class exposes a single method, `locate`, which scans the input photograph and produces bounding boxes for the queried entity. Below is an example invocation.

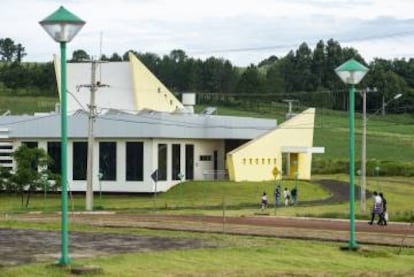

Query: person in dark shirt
[274,186,281,207]
[291,187,298,205]
[378,193,388,225]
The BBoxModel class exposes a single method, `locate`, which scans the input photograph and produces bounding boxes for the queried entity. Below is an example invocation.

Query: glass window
[185,144,194,180]
[157,144,167,181]
[172,144,180,180]
[126,142,144,181]
[99,142,116,181]
[47,142,61,174]
[73,142,87,180]
[199,155,212,161]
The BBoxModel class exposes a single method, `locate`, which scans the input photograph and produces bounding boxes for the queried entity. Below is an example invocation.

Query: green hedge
[312,159,414,177]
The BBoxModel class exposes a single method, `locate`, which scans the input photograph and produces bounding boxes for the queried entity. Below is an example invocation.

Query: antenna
[99,31,103,82]
[282,99,298,119]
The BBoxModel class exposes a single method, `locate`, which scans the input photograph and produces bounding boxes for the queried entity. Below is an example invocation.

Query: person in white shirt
[283,188,290,206]
[261,192,268,211]
[368,191,382,225]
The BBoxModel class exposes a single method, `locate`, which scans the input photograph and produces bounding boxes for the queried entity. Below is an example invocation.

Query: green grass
[314,108,414,161]
[1,176,414,276]
[198,104,414,162]
[0,226,413,277]
[0,95,58,115]
[1,175,413,221]
[0,180,329,213]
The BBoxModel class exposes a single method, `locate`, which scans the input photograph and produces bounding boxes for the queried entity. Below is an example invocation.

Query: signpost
[272,166,280,215]
[177,172,184,208]
[151,169,158,212]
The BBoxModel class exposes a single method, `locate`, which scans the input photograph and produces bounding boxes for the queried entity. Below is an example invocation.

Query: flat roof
[0,110,277,140]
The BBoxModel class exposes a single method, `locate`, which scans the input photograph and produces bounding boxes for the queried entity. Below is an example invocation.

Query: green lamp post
[39,6,85,265]
[335,58,369,249]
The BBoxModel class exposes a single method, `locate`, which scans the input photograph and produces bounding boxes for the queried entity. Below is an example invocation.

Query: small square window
[200,155,212,161]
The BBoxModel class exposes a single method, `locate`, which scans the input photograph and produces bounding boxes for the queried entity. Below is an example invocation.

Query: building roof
[0,110,277,140]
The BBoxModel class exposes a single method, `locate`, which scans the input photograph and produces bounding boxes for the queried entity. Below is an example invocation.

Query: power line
[189,30,414,55]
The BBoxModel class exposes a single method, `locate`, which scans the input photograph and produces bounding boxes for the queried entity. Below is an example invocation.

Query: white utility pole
[78,60,108,211]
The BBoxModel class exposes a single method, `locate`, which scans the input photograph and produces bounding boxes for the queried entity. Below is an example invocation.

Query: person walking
[274,186,281,207]
[378,192,388,225]
[291,187,297,205]
[283,187,290,206]
[261,192,268,211]
[368,191,382,225]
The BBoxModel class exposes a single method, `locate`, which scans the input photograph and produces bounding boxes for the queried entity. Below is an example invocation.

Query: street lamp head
[39,6,85,43]
[335,59,369,85]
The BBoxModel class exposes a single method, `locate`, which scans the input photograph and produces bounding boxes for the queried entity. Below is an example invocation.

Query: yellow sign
[272,166,279,178]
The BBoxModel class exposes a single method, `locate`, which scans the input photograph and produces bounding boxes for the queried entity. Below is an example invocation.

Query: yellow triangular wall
[227,108,315,181]
[129,52,184,112]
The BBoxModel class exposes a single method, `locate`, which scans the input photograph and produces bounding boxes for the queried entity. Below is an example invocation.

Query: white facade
[10,137,225,193]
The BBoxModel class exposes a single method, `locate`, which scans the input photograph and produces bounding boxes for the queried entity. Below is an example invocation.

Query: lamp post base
[339,244,360,251]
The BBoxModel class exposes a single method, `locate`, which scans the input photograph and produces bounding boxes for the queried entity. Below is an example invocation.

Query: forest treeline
[1,37,413,113]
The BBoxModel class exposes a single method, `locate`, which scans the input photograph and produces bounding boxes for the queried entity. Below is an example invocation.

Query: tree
[6,145,59,208]
[265,62,286,94]
[294,42,314,91]
[311,40,326,89]
[70,49,90,62]
[16,43,27,63]
[258,55,278,67]
[235,64,265,94]
[0,38,26,62]
[0,38,17,62]
[109,52,122,61]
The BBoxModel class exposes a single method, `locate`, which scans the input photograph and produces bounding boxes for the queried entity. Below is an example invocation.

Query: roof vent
[181,92,196,114]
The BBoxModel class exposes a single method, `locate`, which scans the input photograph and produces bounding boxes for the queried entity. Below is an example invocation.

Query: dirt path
[0,227,215,266]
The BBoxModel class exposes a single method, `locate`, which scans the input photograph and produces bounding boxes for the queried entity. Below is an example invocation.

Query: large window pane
[172,144,181,180]
[47,142,61,174]
[157,144,167,181]
[99,142,116,181]
[126,142,144,181]
[185,144,194,180]
[73,142,87,180]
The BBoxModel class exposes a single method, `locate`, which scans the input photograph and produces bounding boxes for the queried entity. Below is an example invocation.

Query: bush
[312,159,414,177]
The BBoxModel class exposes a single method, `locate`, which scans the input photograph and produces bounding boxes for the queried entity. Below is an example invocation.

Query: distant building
[0,53,323,192]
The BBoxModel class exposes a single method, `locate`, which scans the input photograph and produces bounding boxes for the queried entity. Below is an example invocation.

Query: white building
[0,53,321,193]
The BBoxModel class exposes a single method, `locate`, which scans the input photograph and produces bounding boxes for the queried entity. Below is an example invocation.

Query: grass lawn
[1,175,413,221]
[0,179,329,212]
[200,104,414,162]
[0,95,58,115]
[1,176,413,276]
[0,223,413,277]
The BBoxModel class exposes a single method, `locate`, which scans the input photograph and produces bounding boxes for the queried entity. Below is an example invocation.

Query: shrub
[312,159,414,176]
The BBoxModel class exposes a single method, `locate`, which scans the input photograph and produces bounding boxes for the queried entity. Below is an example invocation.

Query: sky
[1,0,414,66]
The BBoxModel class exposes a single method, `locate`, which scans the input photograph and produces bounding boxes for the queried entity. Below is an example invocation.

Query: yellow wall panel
[129,52,184,112]
[227,108,315,181]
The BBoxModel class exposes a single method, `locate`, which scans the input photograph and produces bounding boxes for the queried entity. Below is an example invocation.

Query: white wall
[21,138,225,193]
